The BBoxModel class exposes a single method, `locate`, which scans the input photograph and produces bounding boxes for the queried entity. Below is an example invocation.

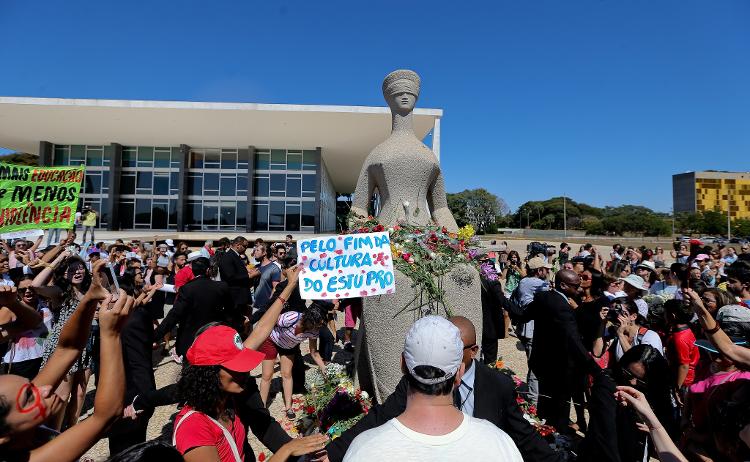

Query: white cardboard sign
[297,231,395,300]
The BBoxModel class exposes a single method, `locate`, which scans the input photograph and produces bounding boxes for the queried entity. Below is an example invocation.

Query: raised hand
[88,260,112,301]
[0,285,18,307]
[98,290,133,336]
[286,264,301,287]
[615,385,660,431]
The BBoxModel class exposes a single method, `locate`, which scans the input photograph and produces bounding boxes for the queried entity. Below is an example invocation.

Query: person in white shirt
[343,315,523,462]
[612,299,663,361]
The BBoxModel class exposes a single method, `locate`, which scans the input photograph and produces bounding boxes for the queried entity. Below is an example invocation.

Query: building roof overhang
[0,96,442,193]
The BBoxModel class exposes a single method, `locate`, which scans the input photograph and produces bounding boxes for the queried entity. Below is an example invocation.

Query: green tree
[446,189,508,233]
[731,218,750,238]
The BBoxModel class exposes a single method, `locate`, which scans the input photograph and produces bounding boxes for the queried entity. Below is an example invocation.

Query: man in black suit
[218,235,252,315]
[520,269,601,433]
[326,316,563,462]
[154,257,238,356]
[479,264,507,364]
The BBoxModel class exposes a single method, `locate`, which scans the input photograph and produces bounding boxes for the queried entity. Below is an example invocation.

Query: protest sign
[0,229,44,241]
[297,231,395,300]
[0,162,84,233]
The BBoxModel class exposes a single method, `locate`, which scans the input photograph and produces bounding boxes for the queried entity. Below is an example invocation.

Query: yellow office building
[673,171,750,219]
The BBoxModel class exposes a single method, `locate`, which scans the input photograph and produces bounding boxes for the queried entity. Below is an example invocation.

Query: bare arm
[29,235,42,253]
[684,288,750,368]
[30,250,71,302]
[29,291,133,462]
[615,386,688,462]
[0,287,43,340]
[308,338,327,370]
[183,446,221,462]
[244,267,300,351]
[32,260,110,390]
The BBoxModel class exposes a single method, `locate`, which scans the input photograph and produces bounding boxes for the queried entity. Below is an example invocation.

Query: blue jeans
[46,228,61,247]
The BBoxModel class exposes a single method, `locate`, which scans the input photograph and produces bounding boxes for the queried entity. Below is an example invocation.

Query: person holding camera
[611,298,663,361]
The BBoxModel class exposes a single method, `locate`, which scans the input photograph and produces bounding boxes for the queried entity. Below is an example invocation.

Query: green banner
[0,162,85,232]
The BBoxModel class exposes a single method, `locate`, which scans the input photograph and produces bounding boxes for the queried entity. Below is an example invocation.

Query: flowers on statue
[457,224,475,241]
[347,213,484,318]
[296,363,371,440]
[480,261,499,281]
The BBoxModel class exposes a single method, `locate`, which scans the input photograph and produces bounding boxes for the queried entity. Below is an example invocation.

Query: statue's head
[382,69,420,116]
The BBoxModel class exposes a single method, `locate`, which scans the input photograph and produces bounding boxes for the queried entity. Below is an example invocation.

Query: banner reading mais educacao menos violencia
[0,162,85,232]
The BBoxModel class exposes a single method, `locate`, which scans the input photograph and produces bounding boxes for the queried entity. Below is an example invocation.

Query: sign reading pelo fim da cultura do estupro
[296,231,396,300]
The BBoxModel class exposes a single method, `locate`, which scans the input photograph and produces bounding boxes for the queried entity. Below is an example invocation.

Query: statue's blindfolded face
[386,89,417,114]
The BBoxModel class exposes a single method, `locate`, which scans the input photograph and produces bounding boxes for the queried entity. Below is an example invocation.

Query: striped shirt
[270,311,319,350]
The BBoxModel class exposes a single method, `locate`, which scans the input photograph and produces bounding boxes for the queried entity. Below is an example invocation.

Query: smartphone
[102,263,121,301]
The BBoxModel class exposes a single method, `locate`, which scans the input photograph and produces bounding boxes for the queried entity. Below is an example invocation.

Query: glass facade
[186,148,248,231]
[53,145,110,227]
[51,144,335,233]
[117,146,181,230]
[251,149,317,232]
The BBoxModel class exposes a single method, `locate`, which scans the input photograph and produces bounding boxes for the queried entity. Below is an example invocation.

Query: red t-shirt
[173,406,245,462]
[667,327,700,387]
[174,265,195,291]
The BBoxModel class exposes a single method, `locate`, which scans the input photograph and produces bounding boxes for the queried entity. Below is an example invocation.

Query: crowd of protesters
[473,238,750,462]
[1,228,749,461]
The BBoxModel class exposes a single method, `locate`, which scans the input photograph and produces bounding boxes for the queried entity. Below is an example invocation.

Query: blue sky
[1,1,748,213]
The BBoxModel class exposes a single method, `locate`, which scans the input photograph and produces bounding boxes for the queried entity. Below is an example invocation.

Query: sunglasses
[621,368,647,387]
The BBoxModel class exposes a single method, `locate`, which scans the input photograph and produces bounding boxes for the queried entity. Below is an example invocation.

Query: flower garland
[296,363,372,440]
[348,214,484,318]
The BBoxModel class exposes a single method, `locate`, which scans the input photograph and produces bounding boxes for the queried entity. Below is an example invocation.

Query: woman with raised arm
[31,250,95,429]
[0,263,134,461]
[684,287,750,369]
[615,386,689,462]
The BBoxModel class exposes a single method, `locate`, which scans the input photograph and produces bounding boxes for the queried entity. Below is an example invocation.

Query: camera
[527,242,555,258]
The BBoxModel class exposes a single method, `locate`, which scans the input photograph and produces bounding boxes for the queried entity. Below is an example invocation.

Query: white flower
[429,252,436,259]
[360,390,369,400]
[403,201,410,208]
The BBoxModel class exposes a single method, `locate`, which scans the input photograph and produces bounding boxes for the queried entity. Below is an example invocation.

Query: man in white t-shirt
[343,316,523,462]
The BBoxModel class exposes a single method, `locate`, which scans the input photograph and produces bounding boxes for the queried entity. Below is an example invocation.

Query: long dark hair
[176,364,225,419]
[617,345,677,434]
[52,255,91,299]
[176,322,230,419]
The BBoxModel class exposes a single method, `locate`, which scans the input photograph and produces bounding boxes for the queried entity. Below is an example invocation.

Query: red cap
[186,325,264,372]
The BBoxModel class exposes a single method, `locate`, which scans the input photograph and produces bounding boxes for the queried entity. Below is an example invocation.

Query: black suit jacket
[218,249,251,306]
[326,361,563,462]
[481,277,506,341]
[154,276,237,356]
[520,290,599,381]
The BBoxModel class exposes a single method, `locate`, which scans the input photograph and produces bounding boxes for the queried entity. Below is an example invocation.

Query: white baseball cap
[187,251,203,262]
[165,239,174,247]
[403,315,463,385]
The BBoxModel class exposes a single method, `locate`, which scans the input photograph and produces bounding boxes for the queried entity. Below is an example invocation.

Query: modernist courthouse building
[0,97,443,233]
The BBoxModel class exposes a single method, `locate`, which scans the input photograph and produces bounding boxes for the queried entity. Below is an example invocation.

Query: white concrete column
[432,117,441,162]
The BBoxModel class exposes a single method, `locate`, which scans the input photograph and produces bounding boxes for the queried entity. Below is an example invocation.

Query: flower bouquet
[296,363,372,440]
[348,213,486,317]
